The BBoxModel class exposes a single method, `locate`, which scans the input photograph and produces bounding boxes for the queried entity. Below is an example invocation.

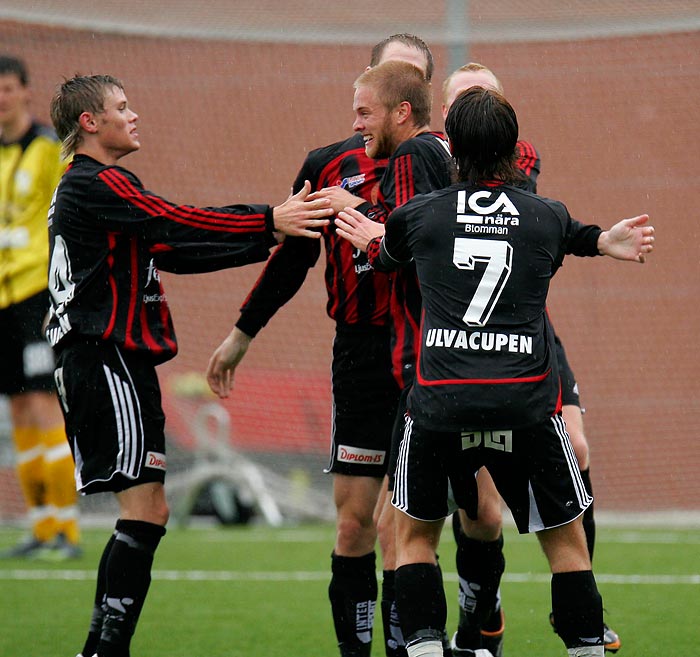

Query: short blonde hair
[442,63,504,105]
[355,60,432,128]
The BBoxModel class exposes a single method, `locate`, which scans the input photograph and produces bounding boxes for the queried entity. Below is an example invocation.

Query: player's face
[442,69,501,118]
[353,83,398,159]
[376,42,429,78]
[0,73,29,130]
[95,86,140,158]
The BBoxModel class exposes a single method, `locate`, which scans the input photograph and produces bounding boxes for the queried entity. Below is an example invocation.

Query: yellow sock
[13,426,51,540]
[43,425,80,545]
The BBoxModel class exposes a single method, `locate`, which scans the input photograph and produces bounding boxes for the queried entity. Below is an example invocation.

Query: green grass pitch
[1,522,698,656]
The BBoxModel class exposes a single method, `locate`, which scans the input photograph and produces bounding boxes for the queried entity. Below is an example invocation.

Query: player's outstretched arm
[597,214,654,263]
[206,327,252,398]
[335,207,386,252]
[272,180,333,239]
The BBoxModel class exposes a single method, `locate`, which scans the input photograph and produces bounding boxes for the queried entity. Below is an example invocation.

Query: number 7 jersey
[377,182,602,430]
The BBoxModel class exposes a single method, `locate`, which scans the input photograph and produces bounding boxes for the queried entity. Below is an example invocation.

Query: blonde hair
[50,74,124,157]
[442,62,504,105]
[355,60,432,128]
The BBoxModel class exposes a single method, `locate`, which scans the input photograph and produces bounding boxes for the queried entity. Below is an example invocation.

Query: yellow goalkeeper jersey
[0,121,68,309]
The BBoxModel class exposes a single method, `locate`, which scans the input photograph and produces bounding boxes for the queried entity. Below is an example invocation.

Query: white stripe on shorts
[102,354,145,480]
[552,413,592,510]
[392,414,413,513]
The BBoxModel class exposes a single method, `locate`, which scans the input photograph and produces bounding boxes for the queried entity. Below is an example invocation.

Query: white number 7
[453,238,512,327]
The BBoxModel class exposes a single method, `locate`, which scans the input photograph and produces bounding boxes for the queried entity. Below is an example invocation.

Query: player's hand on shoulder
[335,207,385,253]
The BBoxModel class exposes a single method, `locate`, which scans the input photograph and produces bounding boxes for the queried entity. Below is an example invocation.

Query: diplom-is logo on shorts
[145,451,167,470]
[338,445,385,464]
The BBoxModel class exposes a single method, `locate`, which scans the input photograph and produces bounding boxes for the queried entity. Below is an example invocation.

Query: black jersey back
[379,182,599,430]
[237,133,391,336]
[383,139,540,389]
[46,155,275,363]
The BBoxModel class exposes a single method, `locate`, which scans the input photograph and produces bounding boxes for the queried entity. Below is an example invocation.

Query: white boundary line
[1,569,698,584]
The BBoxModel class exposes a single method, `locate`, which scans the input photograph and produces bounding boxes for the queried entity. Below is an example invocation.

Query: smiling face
[90,85,140,161]
[352,83,399,159]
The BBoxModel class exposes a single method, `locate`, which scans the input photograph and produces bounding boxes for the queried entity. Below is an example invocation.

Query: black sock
[381,569,407,657]
[551,570,603,649]
[454,532,505,648]
[329,551,377,657]
[580,468,596,561]
[97,519,166,657]
[395,562,446,646]
[81,532,117,657]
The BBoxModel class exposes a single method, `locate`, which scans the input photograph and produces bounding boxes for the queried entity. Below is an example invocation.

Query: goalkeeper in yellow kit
[0,54,81,559]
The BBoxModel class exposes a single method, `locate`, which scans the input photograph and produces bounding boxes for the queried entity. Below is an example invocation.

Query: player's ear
[395,100,411,125]
[78,111,98,134]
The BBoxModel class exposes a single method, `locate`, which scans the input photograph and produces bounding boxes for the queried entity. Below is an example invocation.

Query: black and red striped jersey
[354,131,452,388]
[515,140,540,192]
[375,181,602,430]
[236,133,391,337]
[46,154,277,363]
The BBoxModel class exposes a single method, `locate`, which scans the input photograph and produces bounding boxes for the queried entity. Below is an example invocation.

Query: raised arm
[597,214,654,263]
[204,156,327,396]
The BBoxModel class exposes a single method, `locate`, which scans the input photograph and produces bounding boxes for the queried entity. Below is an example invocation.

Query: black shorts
[325,324,400,477]
[392,413,592,533]
[54,339,167,495]
[0,290,56,395]
[555,337,581,408]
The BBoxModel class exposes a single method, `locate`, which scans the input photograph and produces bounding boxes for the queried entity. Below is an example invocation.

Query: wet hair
[50,74,124,157]
[445,87,523,185]
[369,33,434,82]
[355,61,432,129]
[0,55,28,86]
[442,62,504,104]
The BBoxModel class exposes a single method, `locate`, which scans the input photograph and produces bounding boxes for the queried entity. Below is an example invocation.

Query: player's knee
[152,500,170,526]
[462,513,502,542]
[336,512,376,552]
[461,496,503,541]
[376,499,394,536]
